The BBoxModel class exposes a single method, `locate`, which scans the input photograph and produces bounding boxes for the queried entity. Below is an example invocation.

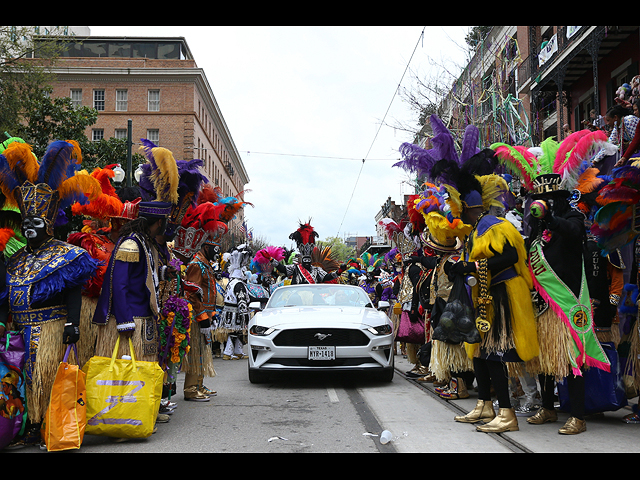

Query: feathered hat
[429,147,509,220]
[196,184,252,245]
[414,182,470,252]
[173,200,228,259]
[491,129,608,197]
[591,161,640,255]
[252,246,285,276]
[137,138,180,220]
[358,252,383,274]
[0,140,101,235]
[167,158,208,237]
[289,219,319,259]
[394,114,480,182]
[70,165,124,220]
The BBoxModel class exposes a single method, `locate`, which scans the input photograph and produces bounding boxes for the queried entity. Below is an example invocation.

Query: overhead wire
[335,26,426,238]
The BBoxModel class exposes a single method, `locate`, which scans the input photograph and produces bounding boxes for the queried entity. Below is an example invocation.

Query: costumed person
[92,190,174,365]
[590,160,640,423]
[492,129,611,434]
[393,115,483,387]
[408,183,475,400]
[428,148,539,433]
[388,205,430,379]
[357,252,384,308]
[180,200,229,401]
[0,140,102,447]
[137,142,211,410]
[252,246,285,299]
[67,164,124,367]
[219,243,253,360]
[274,221,346,284]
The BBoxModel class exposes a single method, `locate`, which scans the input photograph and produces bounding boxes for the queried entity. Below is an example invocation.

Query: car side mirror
[377,300,390,310]
[249,301,263,310]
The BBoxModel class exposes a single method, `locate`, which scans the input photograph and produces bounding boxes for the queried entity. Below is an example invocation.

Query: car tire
[248,365,269,384]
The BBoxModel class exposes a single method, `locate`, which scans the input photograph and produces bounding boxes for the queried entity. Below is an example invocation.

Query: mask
[22,216,49,246]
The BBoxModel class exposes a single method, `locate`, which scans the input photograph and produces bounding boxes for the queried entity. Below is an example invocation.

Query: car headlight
[367,324,393,335]
[249,325,276,336]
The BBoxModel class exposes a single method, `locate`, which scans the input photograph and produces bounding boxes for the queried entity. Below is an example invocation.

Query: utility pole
[126,119,133,187]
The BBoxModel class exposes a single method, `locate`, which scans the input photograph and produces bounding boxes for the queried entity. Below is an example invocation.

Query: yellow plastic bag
[41,344,86,452]
[83,336,164,439]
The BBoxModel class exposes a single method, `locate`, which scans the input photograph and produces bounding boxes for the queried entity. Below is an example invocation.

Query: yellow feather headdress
[0,140,101,234]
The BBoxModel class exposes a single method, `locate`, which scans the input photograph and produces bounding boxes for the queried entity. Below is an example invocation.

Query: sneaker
[184,386,211,402]
[199,385,217,397]
[156,413,171,423]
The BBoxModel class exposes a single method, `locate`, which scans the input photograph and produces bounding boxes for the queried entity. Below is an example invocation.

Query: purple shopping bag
[0,331,27,449]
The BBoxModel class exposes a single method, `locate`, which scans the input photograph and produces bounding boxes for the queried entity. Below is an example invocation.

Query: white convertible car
[247,284,395,384]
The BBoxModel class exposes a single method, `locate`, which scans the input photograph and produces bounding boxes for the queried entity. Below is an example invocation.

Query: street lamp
[112,164,125,184]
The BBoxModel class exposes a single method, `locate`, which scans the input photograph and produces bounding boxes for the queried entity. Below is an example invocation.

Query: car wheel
[376,367,394,382]
[248,365,269,384]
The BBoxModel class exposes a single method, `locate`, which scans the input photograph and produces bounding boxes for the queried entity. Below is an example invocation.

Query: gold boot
[526,407,558,425]
[476,408,519,433]
[558,416,586,434]
[454,399,496,423]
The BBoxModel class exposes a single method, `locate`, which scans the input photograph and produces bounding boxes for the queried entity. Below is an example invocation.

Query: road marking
[327,387,339,403]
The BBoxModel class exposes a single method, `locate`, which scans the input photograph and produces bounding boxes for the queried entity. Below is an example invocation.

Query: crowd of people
[3,99,640,450]
[374,111,640,435]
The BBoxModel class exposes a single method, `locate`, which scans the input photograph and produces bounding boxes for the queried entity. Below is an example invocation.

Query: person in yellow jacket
[434,154,539,433]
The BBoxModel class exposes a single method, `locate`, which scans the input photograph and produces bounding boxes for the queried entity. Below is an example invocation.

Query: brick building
[32,32,250,241]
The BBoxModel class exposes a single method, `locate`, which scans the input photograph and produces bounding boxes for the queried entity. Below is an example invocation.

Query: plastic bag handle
[110,336,138,372]
[63,343,78,364]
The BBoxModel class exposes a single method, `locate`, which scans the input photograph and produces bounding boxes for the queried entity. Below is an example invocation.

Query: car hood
[252,306,390,329]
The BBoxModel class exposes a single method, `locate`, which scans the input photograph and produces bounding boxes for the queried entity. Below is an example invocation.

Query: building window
[70,89,82,108]
[148,90,160,111]
[114,129,127,139]
[93,90,105,111]
[116,89,128,111]
[92,129,104,141]
[147,129,159,144]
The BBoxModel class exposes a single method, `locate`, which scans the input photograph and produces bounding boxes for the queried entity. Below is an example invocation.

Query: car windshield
[266,285,374,309]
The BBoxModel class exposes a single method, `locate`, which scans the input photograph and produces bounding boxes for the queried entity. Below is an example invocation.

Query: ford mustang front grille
[272,328,370,347]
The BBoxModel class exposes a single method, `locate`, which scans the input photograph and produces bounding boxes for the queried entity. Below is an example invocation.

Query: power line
[336,26,426,238]
[240,151,397,161]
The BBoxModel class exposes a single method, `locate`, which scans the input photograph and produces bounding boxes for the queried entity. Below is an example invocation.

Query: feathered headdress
[394,115,480,181]
[165,158,209,237]
[70,165,124,220]
[289,220,319,246]
[0,140,101,234]
[591,162,640,255]
[138,139,180,205]
[173,200,228,258]
[358,252,383,273]
[491,129,608,196]
[414,182,471,250]
[195,184,252,245]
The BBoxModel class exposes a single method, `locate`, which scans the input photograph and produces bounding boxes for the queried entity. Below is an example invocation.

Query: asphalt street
[10,348,640,454]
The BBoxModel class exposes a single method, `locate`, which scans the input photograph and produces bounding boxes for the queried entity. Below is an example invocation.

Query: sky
[88,26,472,249]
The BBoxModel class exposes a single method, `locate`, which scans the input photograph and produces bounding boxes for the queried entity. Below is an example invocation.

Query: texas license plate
[308,345,336,360]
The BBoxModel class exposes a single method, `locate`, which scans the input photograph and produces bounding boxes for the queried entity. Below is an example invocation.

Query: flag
[247,229,253,240]
[239,222,247,236]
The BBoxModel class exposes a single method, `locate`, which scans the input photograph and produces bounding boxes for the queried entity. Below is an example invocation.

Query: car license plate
[308,345,335,360]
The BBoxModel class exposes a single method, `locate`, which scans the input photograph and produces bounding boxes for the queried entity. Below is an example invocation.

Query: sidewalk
[359,354,640,453]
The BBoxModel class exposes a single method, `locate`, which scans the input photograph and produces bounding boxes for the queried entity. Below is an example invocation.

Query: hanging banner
[538,34,558,67]
[567,26,582,39]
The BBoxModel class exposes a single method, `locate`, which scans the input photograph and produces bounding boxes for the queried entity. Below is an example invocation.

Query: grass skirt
[525,308,574,381]
[181,319,216,378]
[94,316,159,363]
[431,339,474,382]
[77,295,98,368]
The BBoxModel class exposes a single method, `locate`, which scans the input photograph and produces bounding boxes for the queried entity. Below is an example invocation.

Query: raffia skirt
[181,319,216,378]
[524,308,574,381]
[76,295,99,369]
[94,315,159,363]
[13,319,67,423]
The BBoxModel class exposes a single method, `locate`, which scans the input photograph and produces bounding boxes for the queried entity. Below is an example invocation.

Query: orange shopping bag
[41,344,87,452]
